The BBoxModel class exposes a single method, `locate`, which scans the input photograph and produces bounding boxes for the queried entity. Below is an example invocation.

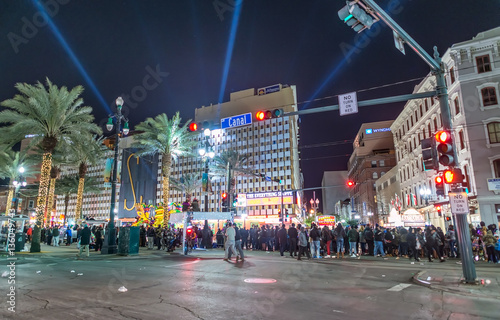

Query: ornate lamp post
[12,166,27,215]
[198,129,215,212]
[101,97,129,255]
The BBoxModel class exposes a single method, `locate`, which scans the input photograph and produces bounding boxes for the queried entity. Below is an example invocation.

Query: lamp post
[419,186,432,225]
[12,166,27,216]
[309,191,320,214]
[101,97,129,255]
[198,129,215,212]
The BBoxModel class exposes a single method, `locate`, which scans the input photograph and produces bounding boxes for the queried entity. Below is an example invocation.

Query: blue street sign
[265,176,271,182]
[221,112,252,129]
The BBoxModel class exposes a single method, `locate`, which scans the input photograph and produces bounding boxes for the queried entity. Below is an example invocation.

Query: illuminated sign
[317,215,336,226]
[365,128,391,134]
[221,112,252,129]
[257,84,281,96]
[241,191,294,207]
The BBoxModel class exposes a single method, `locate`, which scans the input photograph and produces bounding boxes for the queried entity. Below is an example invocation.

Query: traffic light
[273,178,282,184]
[278,209,282,222]
[285,209,289,222]
[188,122,198,132]
[232,194,237,208]
[221,192,228,211]
[188,121,214,133]
[186,227,193,235]
[255,109,283,121]
[446,216,451,222]
[443,168,464,184]
[421,138,438,170]
[347,180,355,187]
[435,131,456,166]
[435,175,445,196]
[435,205,442,217]
[338,3,374,33]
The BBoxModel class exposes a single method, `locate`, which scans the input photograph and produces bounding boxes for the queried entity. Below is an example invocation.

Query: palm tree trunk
[31,152,52,253]
[75,177,85,220]
[5,186,14,215]
[45,178,56,227]
[162,154,172,225]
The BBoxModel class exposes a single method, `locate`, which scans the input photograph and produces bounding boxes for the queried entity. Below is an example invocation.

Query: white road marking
[164,260,200,268]
[387,283,412,291]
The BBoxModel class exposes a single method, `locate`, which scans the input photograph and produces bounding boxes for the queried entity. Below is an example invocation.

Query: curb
[411,270,500,299]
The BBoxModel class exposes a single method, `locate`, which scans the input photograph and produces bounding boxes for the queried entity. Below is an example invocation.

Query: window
[371,161,377,167]
[454,97,460,116]
[494,159,500,178]
[476,55,492,73]
[424,99,429,112]
[372,172,378,179]
[428,123,431,137]
[433,118,438,131]
[379,160,385,167]
[482,87,498,106]
[487,122,500,144]
[449,67,455,84]
[419,104,423,117]
[458,130,465,150]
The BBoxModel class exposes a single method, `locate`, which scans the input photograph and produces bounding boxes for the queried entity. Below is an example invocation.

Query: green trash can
[15,233,25,252]
[117,227,140,255]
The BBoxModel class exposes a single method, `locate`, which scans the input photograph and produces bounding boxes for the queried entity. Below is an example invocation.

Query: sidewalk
[411,265,500,299]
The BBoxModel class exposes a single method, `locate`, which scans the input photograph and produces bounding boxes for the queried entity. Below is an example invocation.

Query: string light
[45,178,56,227]
[75,178,85,220]
[35,153,52,230]
[5,187,14,215]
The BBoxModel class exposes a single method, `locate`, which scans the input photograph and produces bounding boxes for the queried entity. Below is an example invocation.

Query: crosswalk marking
[387,283,412,291]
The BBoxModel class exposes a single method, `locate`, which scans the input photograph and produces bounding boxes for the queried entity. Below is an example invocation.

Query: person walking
[232,225,245,262]
[147,226,156,250]
[297,226,311,260]
[446,225,457,258]
[223,222,238,261]
[65,227,72,246]
[94,227,103,251]
[78,224,91,258]
[334,223,346,259]
[483,230,498,264]
[288,223,298,257]
[374,225,386,257]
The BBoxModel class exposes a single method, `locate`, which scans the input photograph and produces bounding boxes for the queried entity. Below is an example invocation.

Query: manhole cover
[244,278,277,284]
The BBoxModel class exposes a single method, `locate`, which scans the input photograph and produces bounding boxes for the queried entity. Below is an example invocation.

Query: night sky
[1,0,499,211]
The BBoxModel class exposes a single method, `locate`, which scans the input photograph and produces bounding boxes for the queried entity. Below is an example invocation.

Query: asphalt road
[1,248,499,320]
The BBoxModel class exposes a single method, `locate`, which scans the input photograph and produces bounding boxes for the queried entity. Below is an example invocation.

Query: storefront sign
[487,178,500,191]
[317,215,336,226]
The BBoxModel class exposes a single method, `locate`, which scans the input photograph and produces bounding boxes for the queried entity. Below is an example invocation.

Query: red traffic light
[255,111,266,121]
[347,180,355,187]
[443,170,454,183]
[443,168,464,184]
[222,192,227,199]
[186,227,193,234]
[435,205,442,211]
[189,123,198,131]
[435,176,443,184]
[435,131,451,143]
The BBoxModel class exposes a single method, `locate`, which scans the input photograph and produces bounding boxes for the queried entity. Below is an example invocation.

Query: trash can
[117,227,140,255]
[15,232,25,252]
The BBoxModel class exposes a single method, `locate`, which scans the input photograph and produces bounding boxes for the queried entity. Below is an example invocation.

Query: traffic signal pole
[293,0,476,283]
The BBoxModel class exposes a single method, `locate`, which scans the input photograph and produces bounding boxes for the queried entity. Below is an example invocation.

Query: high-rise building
[167,84,303,224]
[347,120,396,225]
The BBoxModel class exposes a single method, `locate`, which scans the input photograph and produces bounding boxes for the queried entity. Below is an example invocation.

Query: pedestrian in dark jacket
[94,227,103,251]
[364,225,374,256]
[140,226,146,247]
[278,224,288,256]
[334,223,346,259]
[322,226,333,257]
[288,224,298,257]
[78,224,91,257]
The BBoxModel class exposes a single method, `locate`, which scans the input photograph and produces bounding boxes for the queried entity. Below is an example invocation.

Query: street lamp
[198,129,214,212]
[102,97,129,255]
[12,166,27,215]
[419,187,431,206]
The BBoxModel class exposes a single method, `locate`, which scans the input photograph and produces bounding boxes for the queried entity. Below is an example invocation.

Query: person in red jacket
[26,226,33,243]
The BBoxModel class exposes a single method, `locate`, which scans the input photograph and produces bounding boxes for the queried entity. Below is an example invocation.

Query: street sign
[220,112,252,129]
[264,176,271,182]
[339,91,358,116]
[449,192,468,215]
[487,178,500,191]
[393,30,406,55]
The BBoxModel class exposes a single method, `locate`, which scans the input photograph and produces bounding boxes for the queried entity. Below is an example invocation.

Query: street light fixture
[13,166,27,215]
[102,97,129,255]
[198,129,215,212]
[419,186,431,206]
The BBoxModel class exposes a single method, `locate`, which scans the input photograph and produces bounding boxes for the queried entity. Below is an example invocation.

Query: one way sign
[449,192,468,215]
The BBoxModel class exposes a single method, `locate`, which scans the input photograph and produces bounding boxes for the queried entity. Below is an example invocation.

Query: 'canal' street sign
[221,112,252,129]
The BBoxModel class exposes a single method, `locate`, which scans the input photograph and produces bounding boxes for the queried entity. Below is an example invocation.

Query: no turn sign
[449,192,468,215]
[339,91,358,116]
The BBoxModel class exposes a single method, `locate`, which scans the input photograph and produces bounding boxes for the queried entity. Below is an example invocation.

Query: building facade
[347,120,396,225]
[321,170,350,216]
[391,27,500,227]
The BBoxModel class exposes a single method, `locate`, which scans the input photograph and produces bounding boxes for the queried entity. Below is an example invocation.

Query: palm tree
[132,112,197,224]
[45,165,61,226]
[0,148,37,215]
[170,173,202,200]
[209,150,255,194]
[56,175,100,226]
[66,135,107,220]
[0,78,102,252]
